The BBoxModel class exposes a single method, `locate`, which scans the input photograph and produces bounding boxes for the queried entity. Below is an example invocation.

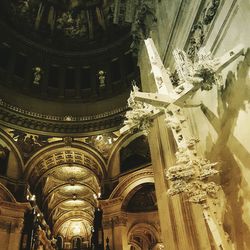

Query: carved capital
[102,219,112,229]
[112,214,127,226]
[0,218,24,233]
[103,212,127,229]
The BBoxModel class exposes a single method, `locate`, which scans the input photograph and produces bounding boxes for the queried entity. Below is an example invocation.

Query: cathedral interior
[0,0,249,250]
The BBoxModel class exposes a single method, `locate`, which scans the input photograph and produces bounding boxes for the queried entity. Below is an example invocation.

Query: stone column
[112,213,128,250]
[23,58,32,91]
[41,64,49,97]
[58,66,65,98]
[90,65,98,97]
[6,50,16,85]
[75,67,81,98]
[119,54,127,91]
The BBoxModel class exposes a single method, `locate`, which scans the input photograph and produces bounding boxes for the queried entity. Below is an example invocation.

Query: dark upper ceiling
[1,0,131,51]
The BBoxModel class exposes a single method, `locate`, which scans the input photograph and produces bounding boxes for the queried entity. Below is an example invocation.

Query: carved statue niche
[0,144,10,176]
[98,70,106,88]
[33,67,43,85]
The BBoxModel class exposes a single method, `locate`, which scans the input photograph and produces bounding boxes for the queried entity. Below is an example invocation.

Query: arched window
[0,144,9,176]
[72,237,82,250]
[56,235,63,250]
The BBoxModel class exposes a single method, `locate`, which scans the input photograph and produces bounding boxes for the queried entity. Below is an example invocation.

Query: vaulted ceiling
[24,142,106,240]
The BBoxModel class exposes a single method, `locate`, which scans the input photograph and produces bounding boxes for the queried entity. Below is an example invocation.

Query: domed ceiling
[4,0,130,50]
[0,0,143,135]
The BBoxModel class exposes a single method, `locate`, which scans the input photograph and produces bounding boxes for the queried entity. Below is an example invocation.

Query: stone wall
[188,1,250,249]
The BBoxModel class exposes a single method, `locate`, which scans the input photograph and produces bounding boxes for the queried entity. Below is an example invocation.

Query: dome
[0,0,141,135]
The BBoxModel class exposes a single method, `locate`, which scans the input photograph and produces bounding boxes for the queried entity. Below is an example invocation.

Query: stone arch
[128,223,160,244]
[53,212,93,236]
[110,167,154,201]
[129,240,141,250]
[56,235,64,250]
[0,182,16,202]
[107,131,146,178]
[42,182,97,209]
[72,236,82,249]
[24,141,107,181]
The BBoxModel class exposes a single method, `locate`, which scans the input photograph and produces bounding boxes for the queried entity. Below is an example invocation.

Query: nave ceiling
[0,123,152,243]
[23,141,105,241]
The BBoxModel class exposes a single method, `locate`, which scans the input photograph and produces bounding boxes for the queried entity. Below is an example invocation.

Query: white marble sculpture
[121,38,244,249]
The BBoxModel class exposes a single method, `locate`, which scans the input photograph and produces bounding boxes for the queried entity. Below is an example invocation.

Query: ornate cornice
[0,98,127,122]
[0,99,127,136]
[0,200,30,212]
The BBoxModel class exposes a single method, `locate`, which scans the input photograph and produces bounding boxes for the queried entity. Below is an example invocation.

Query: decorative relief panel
[186,0,221,61]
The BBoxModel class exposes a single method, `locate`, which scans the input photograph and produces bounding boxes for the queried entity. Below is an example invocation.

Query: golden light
[72,225,81,235]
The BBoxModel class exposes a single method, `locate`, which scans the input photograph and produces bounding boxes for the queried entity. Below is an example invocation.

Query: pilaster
[0,200,31,250]
[101,197,129,250]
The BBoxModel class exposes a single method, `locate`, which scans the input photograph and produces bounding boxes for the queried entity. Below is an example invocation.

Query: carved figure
[33,67,43,85]
[187,0,221,60]
[18,0,30,15]
[98,70,106,88]
[10,130,48,157]
[124,86,160,135]
[0,144,9,175]
[173,48,219,90]
[165,146,219,204]
[56,11,87,38]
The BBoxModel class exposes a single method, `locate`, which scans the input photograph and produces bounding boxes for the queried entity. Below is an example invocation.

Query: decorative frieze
[100,197,124,208]
[0,98,127,122]
[9,129,49,158]
[0,99,126,135]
